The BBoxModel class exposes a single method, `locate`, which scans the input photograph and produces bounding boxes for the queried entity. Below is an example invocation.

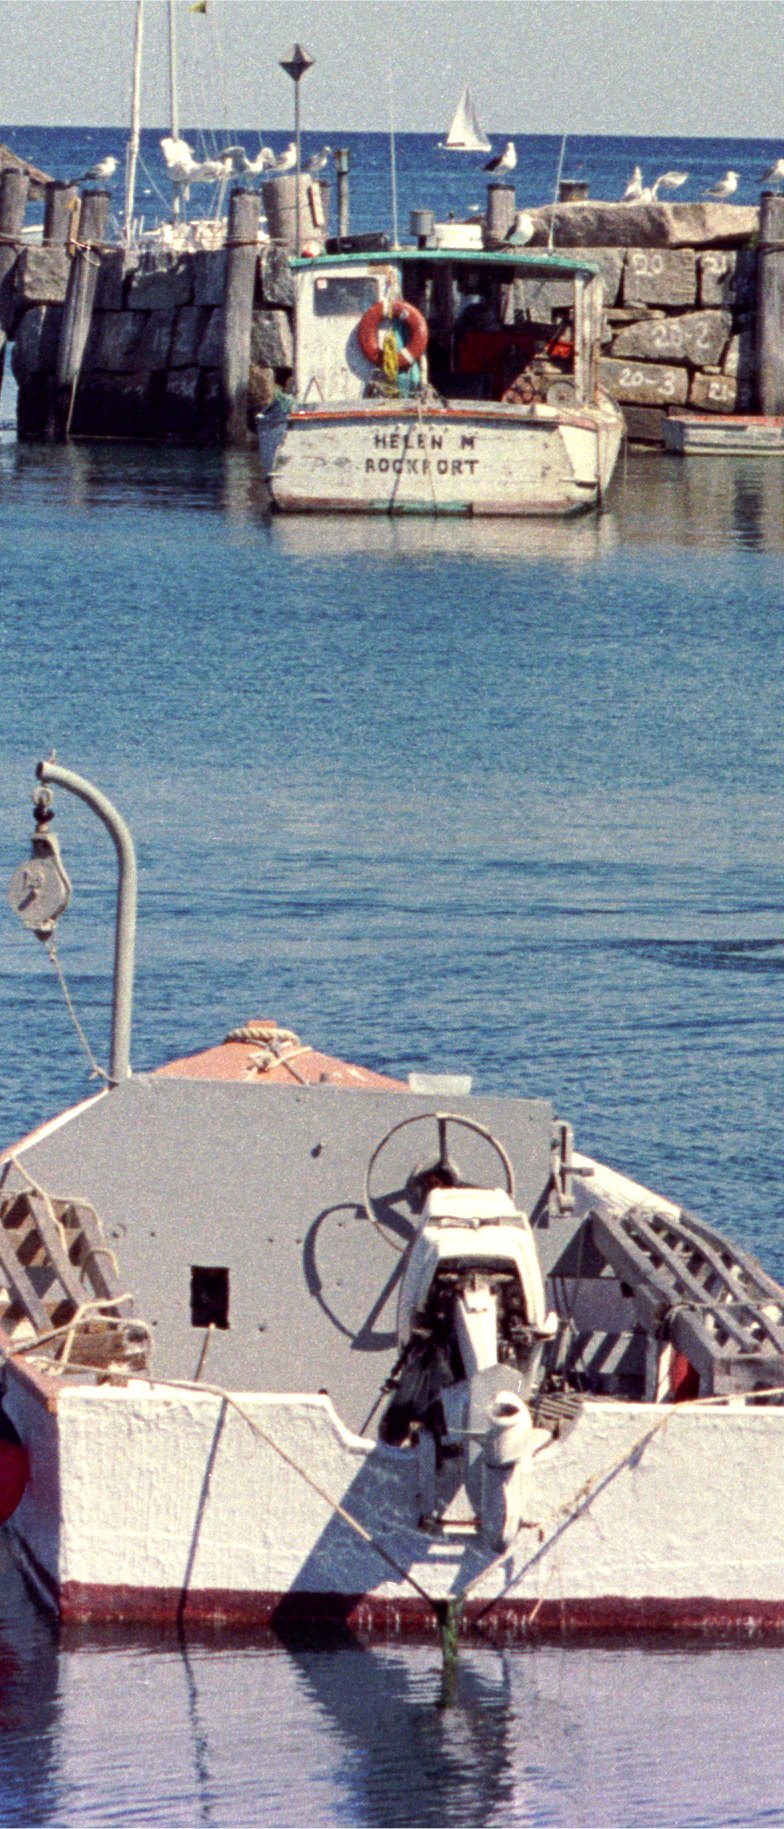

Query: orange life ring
[357,298,429,371]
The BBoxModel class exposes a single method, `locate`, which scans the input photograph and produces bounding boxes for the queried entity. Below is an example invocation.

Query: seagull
[702,170,739,199]
[243,146,277,176]
[650,169,689,198]
[761,157,784,189]
[505,209,535,245]
[267,142,297,176]
[621,164,644,201]
[75,155,118,185]
[307,146,333,176]
[484,141,516,175]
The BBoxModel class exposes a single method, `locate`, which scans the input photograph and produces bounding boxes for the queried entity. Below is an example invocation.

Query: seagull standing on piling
[307,147,333,176]
[761,157,784,189]
[243,147,277,176]
[76,155,118,185]
[268,142,297,176]
[484,141,517,175]
[702,170,739,199]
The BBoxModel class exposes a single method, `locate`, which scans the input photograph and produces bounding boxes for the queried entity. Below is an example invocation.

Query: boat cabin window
[191,1265,230,1330]
[313,275,379,318]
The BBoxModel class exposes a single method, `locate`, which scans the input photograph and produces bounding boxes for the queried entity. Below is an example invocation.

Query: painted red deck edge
[51,1582,784,1641]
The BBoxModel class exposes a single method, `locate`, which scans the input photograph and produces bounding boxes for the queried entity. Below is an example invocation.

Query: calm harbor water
[1,126,784,1825]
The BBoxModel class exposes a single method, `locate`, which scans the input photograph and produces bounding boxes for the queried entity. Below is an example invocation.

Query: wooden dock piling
[485,182,516,246]
[0,167,29,393]
[54,188,110,438]
[335,149,350,240]
[756,192,784,415]
[221,187,260,446]
[44,180,80,247]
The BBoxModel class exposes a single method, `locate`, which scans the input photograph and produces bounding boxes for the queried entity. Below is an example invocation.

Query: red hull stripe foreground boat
[4,762,784,1641]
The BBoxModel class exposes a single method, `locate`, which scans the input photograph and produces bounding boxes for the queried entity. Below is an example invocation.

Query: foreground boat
[258,247,624,517]
[3,761,784,1641]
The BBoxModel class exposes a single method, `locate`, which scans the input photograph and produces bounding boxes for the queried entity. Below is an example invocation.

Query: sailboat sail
[443,87,491,153]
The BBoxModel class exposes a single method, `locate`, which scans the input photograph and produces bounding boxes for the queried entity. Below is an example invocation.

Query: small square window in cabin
[191,1265,230,1329]
[313,276,379,317]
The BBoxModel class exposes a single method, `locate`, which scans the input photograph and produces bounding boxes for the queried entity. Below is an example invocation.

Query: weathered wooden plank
[756,192,784,415]
[221,188,260,446]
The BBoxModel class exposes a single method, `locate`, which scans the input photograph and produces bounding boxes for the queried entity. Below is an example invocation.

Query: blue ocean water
[0,127,784,1826]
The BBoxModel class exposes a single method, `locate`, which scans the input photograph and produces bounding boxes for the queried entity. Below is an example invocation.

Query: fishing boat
[439,87,491,154]
[2,757,784,1641]
[258,246,624,516]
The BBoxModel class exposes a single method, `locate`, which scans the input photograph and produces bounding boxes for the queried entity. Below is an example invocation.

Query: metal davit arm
[36,758,137,1085]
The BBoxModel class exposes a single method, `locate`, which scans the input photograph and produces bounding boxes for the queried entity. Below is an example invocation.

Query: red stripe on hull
[51,1584,784,1642]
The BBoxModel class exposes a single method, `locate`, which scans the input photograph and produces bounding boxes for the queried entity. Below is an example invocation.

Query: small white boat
[3,761,784,1641]
[258,247,624,517]
[439,86,491,154]
[664,413,784,454]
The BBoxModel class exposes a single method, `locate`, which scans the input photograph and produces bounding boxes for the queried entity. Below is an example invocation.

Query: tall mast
[124,0,144,243]
[168,0,179,139]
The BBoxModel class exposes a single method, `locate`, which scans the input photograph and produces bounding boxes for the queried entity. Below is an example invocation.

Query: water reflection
[3,1521,784,1829]
[4,437,784,555]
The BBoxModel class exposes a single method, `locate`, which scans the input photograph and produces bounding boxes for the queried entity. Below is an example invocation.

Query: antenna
[388,72,399,248]
[548,133,568,250]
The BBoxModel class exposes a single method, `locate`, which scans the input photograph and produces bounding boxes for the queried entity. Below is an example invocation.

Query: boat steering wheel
[363,1110,516,1249]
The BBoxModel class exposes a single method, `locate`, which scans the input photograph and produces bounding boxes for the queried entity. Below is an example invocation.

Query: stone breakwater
[3,183,781,448]
[528,198,760,442]
[10,239,294,444]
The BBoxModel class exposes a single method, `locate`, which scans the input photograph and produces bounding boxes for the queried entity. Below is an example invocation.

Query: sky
[0,0,783,137]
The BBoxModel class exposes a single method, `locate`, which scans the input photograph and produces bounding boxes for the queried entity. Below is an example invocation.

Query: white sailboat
[439,85,491,153]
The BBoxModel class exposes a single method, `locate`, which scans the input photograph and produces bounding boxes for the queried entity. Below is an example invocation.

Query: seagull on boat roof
[484,140,516,175]
[703,170,739,199]
[74,155,118,185]
[621,164,644,201]
[650,169,689,198]
[761,157,784,189]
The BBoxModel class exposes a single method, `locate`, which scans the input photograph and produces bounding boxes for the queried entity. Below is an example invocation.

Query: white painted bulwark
[267,400,622,517]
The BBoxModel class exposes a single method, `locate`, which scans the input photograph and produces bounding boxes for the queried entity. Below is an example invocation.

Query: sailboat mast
[168,0,179,139]
[124,0,145,243]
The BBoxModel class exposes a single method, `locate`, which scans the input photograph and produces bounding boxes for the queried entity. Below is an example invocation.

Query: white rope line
[44,936,108,1082]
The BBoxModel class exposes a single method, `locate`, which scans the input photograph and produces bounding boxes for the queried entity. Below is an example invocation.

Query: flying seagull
[76,155,118,185]
[621,165,644,202]
[650,170,689,198]
[761,157,784,189]
[702,170,738,199]
[484,141,516,175]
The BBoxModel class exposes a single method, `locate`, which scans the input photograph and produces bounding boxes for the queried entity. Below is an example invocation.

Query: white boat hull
[6,1353,784,1636]
[263,400,623,519]
[5,1147,784,1640]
